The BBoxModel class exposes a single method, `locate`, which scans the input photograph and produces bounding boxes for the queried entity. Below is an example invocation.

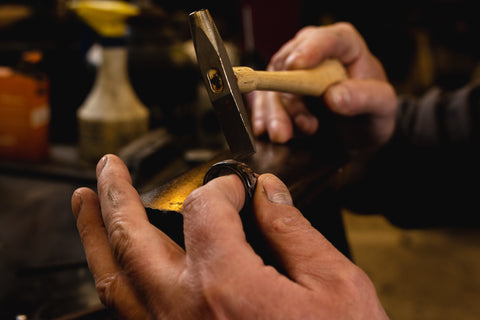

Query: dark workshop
[1,1,480,319]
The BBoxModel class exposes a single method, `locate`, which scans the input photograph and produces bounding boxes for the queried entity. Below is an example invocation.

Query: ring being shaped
[203,159,257,206]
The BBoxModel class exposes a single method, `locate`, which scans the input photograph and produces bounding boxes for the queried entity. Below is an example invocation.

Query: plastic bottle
[71,1,149,163]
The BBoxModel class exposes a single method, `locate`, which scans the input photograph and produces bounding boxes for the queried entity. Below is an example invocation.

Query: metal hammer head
[189,9,256,157]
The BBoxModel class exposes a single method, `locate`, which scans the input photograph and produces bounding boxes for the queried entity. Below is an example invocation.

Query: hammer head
[189,9,256,157]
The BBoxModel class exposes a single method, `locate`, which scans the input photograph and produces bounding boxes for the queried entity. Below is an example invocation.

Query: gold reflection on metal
[146,157,221,212]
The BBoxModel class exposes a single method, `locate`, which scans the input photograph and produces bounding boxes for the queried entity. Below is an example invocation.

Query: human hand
[72,154,388,319]
[251,22,397,153]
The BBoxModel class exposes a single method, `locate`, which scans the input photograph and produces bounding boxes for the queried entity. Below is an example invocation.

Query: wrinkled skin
[251,22,397,154]
[72,155,388,319]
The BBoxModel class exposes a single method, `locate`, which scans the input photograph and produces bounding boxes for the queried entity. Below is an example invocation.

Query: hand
[72,154,388,319]
[251,22,397,153]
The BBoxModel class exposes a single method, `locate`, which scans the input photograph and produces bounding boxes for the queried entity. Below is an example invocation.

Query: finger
[96,155,185,299]
[182,174,263,273]
[253,174,353,288]
[269,22,387,83]
[278,93,319,135]
[324,80,397,118]
[72,187,120,282]
[252,90,317,139]
[72,188,150,319]
[268,26,331,70]
[251,90,294,143]
[250,91,268,136]
[264,91,294,143]
[273,23,368,71]
[268,33,302,70]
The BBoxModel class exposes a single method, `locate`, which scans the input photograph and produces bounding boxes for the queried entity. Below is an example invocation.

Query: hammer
[189,9,348,156]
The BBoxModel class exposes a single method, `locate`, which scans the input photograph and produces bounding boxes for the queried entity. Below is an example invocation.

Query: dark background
[1,0,479,144]
[1,1,479,318]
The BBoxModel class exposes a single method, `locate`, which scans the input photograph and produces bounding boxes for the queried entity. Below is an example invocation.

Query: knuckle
[335,264,373,298]
[107,215,133,262]
[182,187,211,216]
[335,21,355,32]
[95,272,123,309]
[296,25,317,37]
[268,212,312,234]
[329,21,358,39]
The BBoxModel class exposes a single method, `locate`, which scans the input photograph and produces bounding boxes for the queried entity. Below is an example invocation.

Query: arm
[71,154,388,319]
[342,83,480,227]
[250,21,480,227]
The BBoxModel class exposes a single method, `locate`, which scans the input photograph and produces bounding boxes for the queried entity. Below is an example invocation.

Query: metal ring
[203,159,257,205]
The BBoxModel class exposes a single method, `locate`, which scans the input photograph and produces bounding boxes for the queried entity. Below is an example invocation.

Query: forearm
[396,83,480,149]
[341,83,480,228]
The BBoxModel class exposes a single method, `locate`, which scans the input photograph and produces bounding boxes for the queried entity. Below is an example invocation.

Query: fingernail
[96,155,109,177]
[284,53,298,69]
[71,191,83,219]
[285,52,306,69]
[261,174,293,206]
[268,120,290,144]
[253,119,264,136]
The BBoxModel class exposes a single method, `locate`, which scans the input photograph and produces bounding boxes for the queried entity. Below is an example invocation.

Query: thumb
[253,174,352,287]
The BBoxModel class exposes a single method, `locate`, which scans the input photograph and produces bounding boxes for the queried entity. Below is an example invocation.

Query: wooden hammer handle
[233,59,347,96]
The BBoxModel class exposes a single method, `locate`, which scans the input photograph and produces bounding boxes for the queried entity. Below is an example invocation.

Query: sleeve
[340,82,480,228]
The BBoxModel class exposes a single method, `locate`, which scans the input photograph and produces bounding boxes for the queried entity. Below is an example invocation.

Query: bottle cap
[69,0,139,37]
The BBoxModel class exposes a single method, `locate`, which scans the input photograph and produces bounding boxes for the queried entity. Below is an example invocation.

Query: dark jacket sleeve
[341,82,480,228]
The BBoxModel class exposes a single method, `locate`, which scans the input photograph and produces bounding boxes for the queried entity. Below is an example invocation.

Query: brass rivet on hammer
[207,68,223,93]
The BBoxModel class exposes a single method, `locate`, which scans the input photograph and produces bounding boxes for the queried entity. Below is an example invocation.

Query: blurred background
[1,0,479,319]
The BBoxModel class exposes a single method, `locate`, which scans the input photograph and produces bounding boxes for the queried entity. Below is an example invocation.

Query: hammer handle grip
[233,59,347,96]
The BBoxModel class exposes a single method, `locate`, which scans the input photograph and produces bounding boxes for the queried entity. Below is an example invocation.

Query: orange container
[0,63,50,162]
